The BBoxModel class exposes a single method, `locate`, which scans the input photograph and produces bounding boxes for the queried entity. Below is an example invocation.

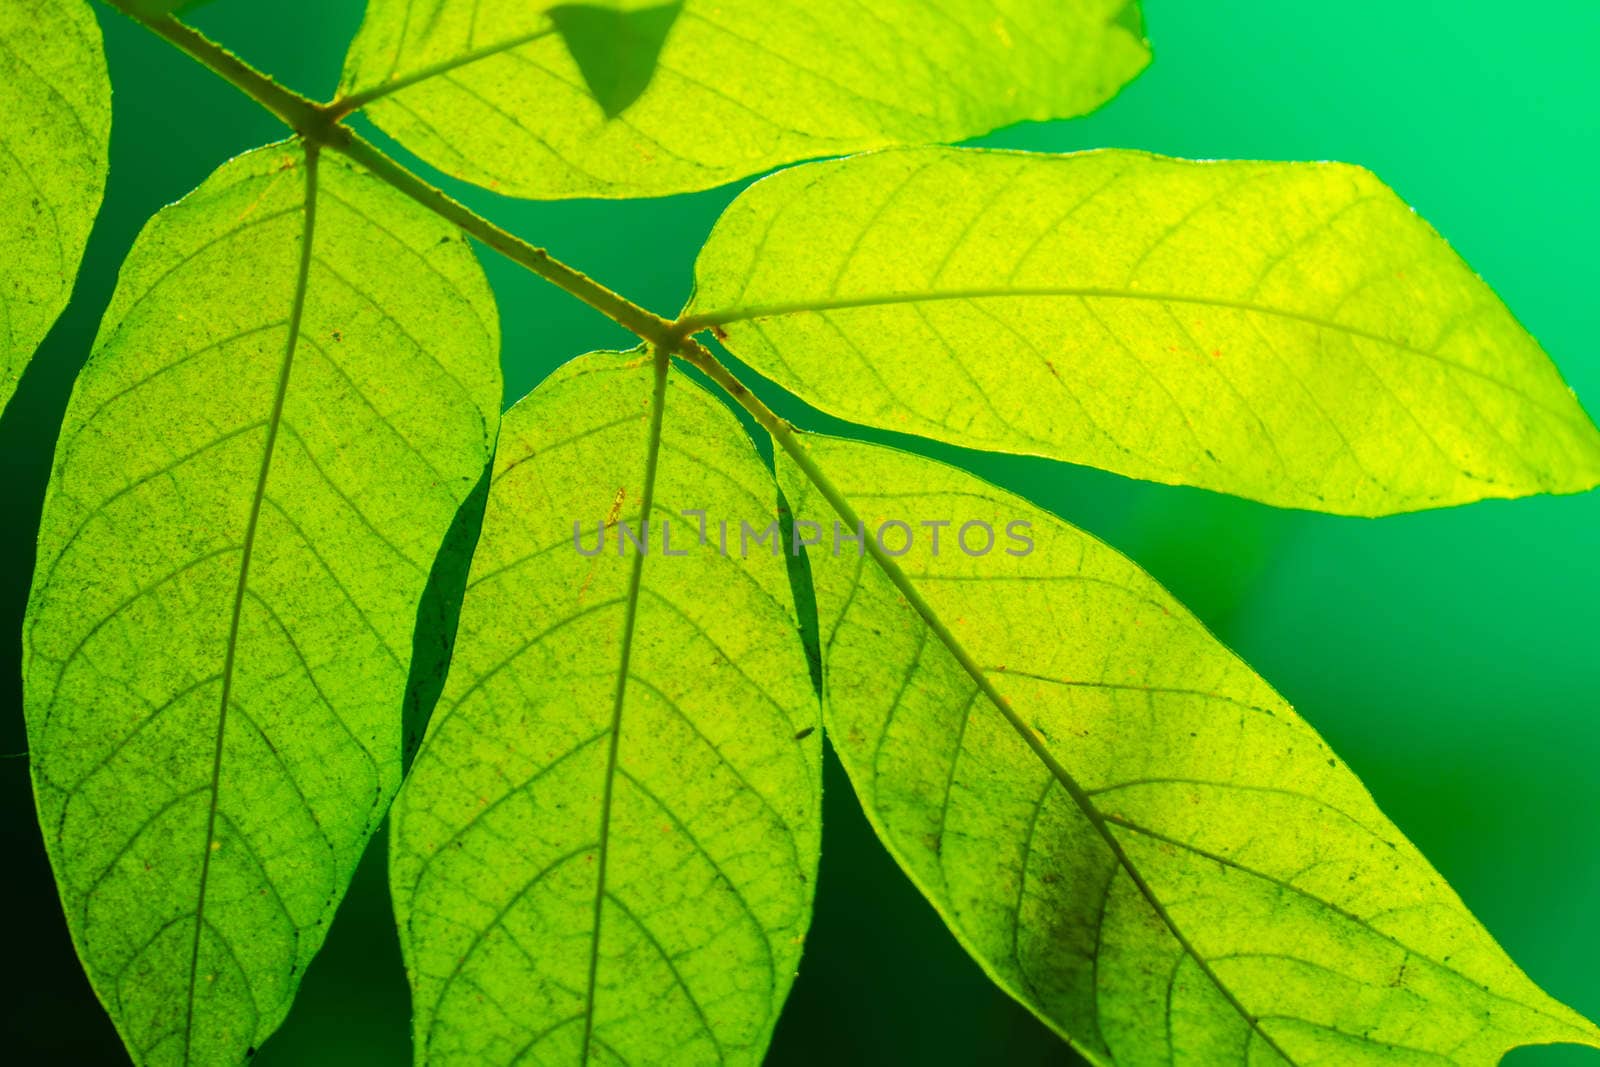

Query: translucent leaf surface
[23,141,502,1064]
[691,148,1600,515]
[776,433,1600,1065]
[338,1,1149,199]
[1,0,110,413]
[392,351,820,1064]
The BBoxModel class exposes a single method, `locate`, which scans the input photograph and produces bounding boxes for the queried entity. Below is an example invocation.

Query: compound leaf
[23,141,502,1064]
[337,1,1149,199]
[1,0,110,413]
[692,148,1600,515]
[391,350,821,1064]
[775,434,1600,1065]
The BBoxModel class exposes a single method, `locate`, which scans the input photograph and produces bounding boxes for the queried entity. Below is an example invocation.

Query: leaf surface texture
[391,351,821,1064]
[694,148,1600,514]
[24,141,502,1064]
[776,434,1600,1064]
[0,0,110,412]
[338,1,1149,198]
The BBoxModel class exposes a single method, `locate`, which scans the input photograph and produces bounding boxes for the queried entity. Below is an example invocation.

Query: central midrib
[685,286,1581,428]
[579,350,672,1063]
[182,145,321,1063]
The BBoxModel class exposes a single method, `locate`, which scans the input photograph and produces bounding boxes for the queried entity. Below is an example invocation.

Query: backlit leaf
[337,1,1150,199]
[1,0,110,413]
[391,350,821,1064]
[23,141,502,1064]
[691,148,1600,515]
[776,433,1600,1065]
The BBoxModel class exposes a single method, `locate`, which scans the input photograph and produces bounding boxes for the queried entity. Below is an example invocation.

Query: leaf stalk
[101,1,674,345]
[105,4,331,138]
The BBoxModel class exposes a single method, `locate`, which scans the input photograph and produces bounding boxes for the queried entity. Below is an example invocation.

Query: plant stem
[336,135,680,343]
[99,1,907,586]
[101,1,676,343]
[102,4,825,494]
[104,3,328,136]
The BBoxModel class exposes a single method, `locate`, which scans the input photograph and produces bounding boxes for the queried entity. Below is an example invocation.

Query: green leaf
[23,140,502,1064]
[0,0,110,414]
[547,2,685,119]
[691,147,1600,515]
[775,433,1600,1065]
[391,350,820,1065]
[337,1,1150,199]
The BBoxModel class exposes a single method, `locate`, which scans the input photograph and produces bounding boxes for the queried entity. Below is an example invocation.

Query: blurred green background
[2,1,1595,1063]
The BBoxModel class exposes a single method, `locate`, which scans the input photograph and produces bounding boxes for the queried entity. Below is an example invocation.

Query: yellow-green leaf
[23,141,502,1064]
[691,148,1600,515]
[776,433,1600,1066]
[392,351,820,1064]
[1,0,110,413]
[337,1,1149,199]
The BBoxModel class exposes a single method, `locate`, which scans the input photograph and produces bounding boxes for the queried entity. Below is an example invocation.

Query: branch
[102,1,902,591]
[102,4,831,485]
[102,1,676,345]
[336,135,679,344]
[104,2,328,137]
